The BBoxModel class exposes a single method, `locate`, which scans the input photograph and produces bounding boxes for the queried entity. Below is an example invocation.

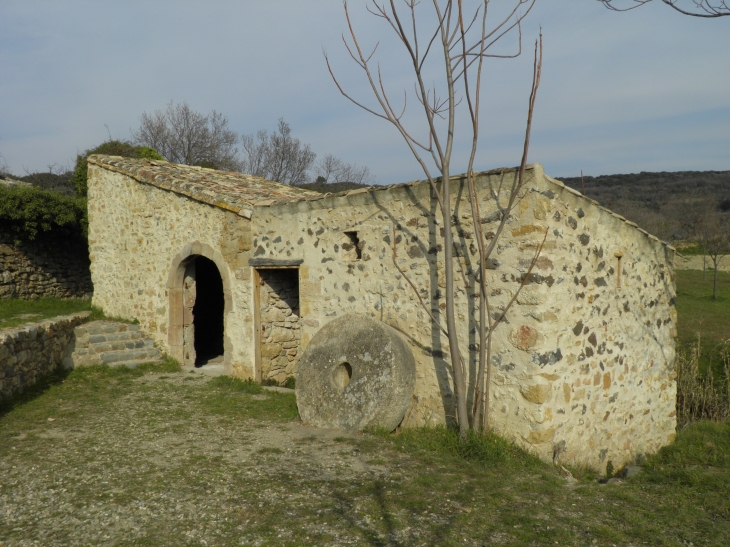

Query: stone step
[99,347,162,365]
[66,320,164,369]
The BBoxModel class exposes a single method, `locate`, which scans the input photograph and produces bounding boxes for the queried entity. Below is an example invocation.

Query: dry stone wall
[0,312,90,402]
[258,269,301,383]
[0,234,92,300]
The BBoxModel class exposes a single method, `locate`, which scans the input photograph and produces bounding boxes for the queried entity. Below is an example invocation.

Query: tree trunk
[713,259,718,300]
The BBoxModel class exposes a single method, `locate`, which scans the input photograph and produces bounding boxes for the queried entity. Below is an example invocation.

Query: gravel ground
[0,370,463,547]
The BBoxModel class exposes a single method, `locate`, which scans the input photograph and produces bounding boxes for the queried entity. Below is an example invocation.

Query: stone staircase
[66,320,163,369]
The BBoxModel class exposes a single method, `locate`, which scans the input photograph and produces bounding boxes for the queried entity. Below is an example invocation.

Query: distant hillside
[555,170,730,241]
[557,171,730,211]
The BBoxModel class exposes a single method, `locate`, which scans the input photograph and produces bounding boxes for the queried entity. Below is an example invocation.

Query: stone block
[509,325,539,351]
[526,427,555,445]
[261,343,282,360]
[521,383,551,405]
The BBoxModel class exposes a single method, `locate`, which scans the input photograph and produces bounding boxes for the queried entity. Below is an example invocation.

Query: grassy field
[0,273,729,545]
[1,363,729,546]
[0,297,95,329]
[675,269,730,373]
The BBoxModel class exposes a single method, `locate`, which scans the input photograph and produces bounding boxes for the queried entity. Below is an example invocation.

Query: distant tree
[18,164,76,197]
[598,0,729,17]
[71,140,164,197]
[697,213,730,299]
[0,151,9,177]
[240,119,316,186]
[132,101,241,171]
[313,154,375,185]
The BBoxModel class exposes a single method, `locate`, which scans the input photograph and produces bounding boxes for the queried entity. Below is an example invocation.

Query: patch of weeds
[209,376,263,394]
[295,435,317,444]
[565,462,600,482]
[382,425,547,471]
[256,447,284,454]
[260,376,296,389]
[643,420,730,475]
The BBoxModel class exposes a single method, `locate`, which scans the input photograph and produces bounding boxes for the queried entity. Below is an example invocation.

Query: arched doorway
[191,256,224,365]
[167,242,232,370]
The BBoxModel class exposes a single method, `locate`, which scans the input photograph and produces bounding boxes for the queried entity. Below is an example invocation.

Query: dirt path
[0,371,458,547]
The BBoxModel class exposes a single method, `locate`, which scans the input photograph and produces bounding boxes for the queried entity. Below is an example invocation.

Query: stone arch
[167,241,233,369]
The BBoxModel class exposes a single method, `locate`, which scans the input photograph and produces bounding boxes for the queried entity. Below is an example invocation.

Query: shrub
[71,140,164,197]
[0,185,88,242]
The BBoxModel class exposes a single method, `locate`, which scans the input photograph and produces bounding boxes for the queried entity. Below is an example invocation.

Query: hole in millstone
[334,362,353,389]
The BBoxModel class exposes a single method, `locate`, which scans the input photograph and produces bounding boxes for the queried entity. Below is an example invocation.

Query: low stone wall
[0,312,90,402]
[0,233,93,300]
[674,254,730,272]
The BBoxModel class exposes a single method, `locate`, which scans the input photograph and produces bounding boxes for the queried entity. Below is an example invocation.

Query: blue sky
[0,1,728,184]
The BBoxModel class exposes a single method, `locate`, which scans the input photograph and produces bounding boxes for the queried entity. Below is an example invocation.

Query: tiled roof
[88,155,320,219]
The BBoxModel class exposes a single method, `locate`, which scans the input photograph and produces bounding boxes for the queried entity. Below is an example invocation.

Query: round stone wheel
[296,314,416,431]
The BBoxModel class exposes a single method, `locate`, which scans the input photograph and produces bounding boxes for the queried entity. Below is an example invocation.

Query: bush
[0,185,88,242]
[71,140,164,197]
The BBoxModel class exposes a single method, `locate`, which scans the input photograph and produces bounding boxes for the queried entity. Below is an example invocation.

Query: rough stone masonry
[86,155,677,471]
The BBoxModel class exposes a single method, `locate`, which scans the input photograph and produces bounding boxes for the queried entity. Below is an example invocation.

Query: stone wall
[253,166,677,470]
[88,161,677,470]
[0,233,92,300]
[87,164,252,372]
[258,269,301,383]
[0,312,90,402]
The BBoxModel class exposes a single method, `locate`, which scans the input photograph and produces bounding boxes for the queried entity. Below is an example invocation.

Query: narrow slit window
[614,251,623,288]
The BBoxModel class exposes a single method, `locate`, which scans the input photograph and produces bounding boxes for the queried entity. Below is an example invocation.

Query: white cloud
[0,0,727,183]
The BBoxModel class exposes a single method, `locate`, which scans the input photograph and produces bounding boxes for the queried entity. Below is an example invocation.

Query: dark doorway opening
[193,256,224,366]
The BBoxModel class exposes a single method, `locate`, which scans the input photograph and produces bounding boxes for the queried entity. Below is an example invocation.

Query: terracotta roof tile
[88,155,320,219]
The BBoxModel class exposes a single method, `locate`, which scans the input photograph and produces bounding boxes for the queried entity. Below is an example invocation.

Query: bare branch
[599,0,730,17]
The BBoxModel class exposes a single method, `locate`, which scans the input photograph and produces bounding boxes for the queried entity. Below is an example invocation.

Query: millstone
[295,314,416,431]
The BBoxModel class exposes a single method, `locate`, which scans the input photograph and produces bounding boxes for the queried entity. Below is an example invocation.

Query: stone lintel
[248,258,303,268]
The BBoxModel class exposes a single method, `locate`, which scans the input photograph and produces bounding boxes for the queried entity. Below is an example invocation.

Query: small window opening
[342,231,362,261]
[334,362,353,389]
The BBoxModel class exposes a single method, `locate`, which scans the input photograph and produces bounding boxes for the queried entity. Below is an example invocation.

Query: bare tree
[314,154,375,185]
[665,196,714,277]
[327,0,540,437]
[0,151,9,177]
[240,119,316,186]
[697,213,730,299]
[598,0,730,17]
[132,101,241,171]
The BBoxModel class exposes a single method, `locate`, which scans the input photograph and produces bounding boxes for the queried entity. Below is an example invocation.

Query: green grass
[675,269,730,377]
[0,297,99,329]
[2,361,730,544]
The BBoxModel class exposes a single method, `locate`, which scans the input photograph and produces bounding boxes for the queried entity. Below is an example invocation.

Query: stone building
[87,154,677,469]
